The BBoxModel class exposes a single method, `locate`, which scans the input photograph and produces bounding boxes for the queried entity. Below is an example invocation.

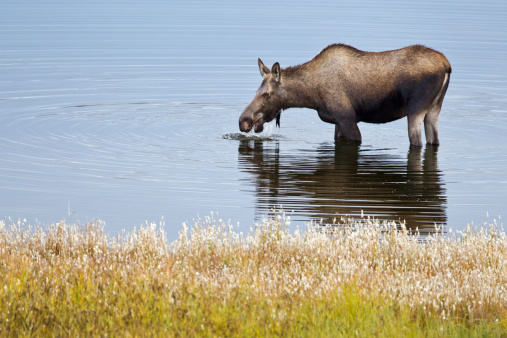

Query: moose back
[238,44,451,147]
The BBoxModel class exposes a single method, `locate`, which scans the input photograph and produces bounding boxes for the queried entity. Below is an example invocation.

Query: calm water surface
[1,0,507,240]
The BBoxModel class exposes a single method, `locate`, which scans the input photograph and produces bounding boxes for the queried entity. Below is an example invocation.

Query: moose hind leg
[424,106,440,145]
[424,72,448,145]
[407,112,425,147]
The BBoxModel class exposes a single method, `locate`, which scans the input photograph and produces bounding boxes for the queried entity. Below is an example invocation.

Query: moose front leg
[334,123,361,141]
[334,124,344,140]
[337,118,362,143]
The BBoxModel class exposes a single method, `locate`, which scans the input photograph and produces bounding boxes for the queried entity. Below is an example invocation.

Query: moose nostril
[239,118,253,132]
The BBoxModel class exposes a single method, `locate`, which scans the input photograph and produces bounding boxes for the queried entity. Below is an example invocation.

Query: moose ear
[258,58,270,78]
[271,62,281,82]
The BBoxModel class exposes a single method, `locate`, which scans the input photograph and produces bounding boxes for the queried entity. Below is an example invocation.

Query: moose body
[238,44,451,146]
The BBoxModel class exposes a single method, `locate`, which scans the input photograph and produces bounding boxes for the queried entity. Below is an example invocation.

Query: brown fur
[239,44,451,146]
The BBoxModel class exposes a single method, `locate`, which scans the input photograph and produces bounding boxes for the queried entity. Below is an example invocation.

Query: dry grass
[1,212,506,336]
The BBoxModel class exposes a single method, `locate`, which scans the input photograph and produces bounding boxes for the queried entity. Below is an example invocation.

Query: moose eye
[261,92,270,99]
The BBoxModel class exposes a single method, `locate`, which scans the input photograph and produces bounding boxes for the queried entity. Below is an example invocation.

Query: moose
[238,44,451,147]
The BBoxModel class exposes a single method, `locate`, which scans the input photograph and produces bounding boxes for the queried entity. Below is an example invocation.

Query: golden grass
[1,212,506,336]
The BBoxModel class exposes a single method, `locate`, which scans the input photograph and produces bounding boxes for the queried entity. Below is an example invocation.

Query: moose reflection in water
[238,142,446,233]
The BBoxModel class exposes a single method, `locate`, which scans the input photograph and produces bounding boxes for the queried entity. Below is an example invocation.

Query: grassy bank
[1,213,506,336]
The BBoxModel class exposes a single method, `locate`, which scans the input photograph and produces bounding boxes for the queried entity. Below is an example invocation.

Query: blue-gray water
[1,0,506,240]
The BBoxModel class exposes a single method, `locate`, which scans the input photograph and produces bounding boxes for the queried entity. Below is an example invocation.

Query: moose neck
[280,65,320,111]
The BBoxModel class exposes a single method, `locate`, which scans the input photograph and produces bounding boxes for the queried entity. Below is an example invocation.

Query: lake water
[1,0,506,240]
